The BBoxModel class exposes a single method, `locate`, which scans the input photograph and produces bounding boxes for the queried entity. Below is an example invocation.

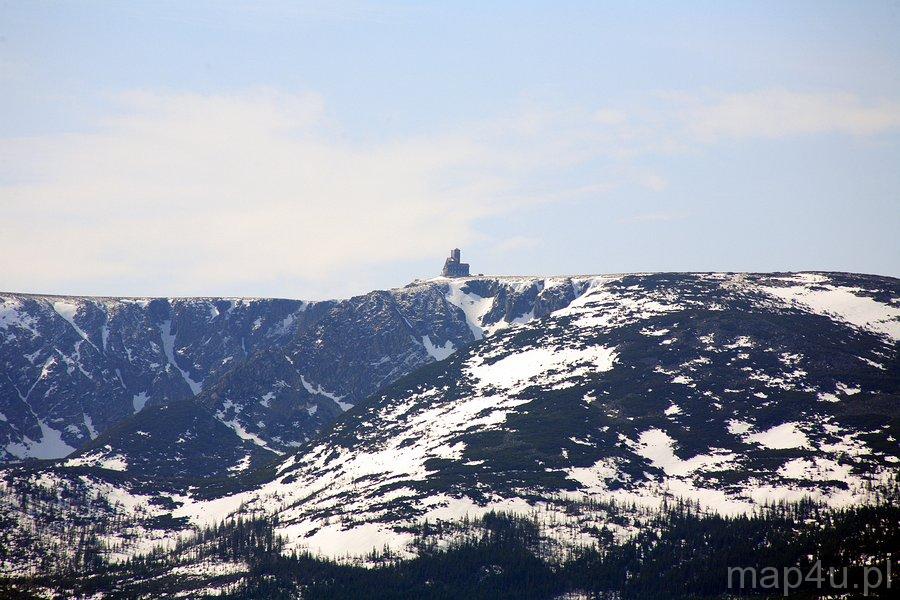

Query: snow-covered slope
[203,272,898,559]
[1,272,897,573]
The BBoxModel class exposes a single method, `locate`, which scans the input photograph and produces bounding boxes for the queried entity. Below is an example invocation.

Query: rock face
[0,277,587,461]
[0,294,305,461]
[0,271,897,573]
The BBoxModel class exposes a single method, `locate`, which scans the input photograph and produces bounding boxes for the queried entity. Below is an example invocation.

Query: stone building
[442,248,470,277]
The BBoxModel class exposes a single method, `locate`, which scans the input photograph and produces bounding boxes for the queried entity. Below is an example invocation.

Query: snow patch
[218,417,282,455]
[65,449,128,471]
[727,419,753,435]
[466,345,617,393]
[745,422,809,450]
[5,420,76,460]
[0,298,39,335]
[83,413,98,439]
[301,375,352,411]
[762,276,900,341]
[422,335,455,360]
[132,391,149,413]
[292,521,414,559]
[228,454,253,473]
[445,282,495,339]
[52,300,96,348]
[633,428,734,477]
[158,320,203,395]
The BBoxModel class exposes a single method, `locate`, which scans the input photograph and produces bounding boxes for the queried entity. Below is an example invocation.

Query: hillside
[2,271,896,581]
[204,272,900,559]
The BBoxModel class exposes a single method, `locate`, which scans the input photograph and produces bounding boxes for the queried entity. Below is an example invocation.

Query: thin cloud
[493,236,542,254]
[682,90,900,142]
[3,87,896,297]
[0,90,603,296]
[638,173,669,192]
[587,89,900,158]
[617,212,687,224]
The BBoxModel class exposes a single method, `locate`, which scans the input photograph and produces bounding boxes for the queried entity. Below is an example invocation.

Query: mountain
[2,271,896,580]
[0,294,305,461]
[197,272,899,559]
[0,278,583,463]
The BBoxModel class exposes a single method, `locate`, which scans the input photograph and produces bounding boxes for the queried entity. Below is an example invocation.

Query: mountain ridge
[3,270,896,578]
[1,275,603,463]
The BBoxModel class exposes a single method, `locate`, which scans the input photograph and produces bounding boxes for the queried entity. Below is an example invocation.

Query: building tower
[442,248,470,277]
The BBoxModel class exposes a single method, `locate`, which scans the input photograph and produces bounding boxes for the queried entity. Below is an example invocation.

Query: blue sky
[1,1,899,299]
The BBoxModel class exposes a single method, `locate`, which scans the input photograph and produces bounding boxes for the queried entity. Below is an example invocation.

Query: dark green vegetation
[3,488,898,599]
[67,401,280,482]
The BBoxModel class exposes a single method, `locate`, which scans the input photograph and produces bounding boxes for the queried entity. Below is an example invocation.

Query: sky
[1,1,899,299]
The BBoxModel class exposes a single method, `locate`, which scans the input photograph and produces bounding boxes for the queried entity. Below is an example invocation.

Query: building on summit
[442,248,470,277]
